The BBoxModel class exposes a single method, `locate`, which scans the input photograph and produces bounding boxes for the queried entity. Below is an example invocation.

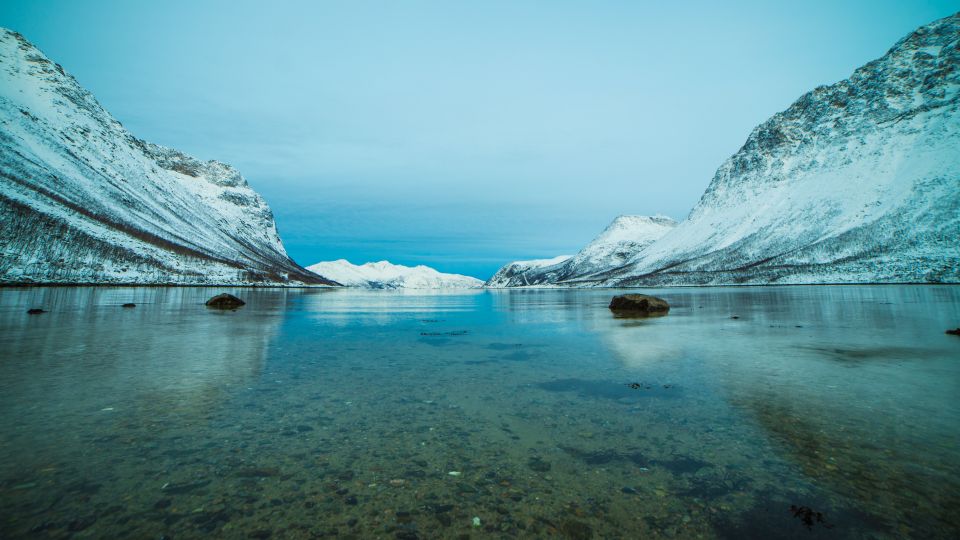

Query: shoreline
[2,281,957,290]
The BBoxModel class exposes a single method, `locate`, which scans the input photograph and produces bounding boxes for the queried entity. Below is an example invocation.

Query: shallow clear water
[0,286,958,539]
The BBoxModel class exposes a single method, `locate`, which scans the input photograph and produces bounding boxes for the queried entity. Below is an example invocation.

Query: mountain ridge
[490,12,960,287]
[0,28,334,285]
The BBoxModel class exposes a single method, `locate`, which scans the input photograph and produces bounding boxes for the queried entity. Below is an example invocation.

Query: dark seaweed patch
[790,505,833,530]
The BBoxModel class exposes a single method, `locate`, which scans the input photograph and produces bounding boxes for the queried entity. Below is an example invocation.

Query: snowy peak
[306,259,483,289]
[485,215,675,287]
[0,28,332,285]
[570,215,677,268]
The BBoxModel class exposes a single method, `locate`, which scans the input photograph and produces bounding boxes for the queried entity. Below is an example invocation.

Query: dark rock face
[27,308,45,314]
[205,293,245,309]
[608,294,669,314]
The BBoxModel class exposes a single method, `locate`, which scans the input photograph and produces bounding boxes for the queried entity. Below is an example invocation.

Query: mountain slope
[496,13,960,287]
[485,255,572,287]
[307,259,483,289]
[486,216,676,287]
[0,28,334,285]
[610,13,960,286]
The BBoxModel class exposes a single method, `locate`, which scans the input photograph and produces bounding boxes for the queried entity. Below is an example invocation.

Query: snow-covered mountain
[486,215,676,287]
[307,259,483,289]
[0,28,334,285]
[496,13,960,287]
[484,255,572,287]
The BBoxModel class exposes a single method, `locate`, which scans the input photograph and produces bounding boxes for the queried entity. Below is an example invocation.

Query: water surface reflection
[0,285,956,539]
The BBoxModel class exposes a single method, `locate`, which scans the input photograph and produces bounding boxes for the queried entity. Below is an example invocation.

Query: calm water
[0,286,958,539]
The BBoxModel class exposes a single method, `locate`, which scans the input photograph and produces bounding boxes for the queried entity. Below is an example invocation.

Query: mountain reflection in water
[0,285,957,539]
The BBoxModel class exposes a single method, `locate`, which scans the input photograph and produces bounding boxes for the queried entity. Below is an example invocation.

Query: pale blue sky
[2,1,958,278]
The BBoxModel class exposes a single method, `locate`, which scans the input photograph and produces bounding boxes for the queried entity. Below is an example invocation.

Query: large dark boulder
[205,293,245,309]
[608,294,669,315]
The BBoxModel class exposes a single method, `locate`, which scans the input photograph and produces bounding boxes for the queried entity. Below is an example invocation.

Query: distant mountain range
[0,28,333,285]
[489,12,960,287]
[307,259,482,289]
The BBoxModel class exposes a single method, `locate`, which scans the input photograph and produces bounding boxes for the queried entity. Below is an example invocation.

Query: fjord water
[0,287,957,539]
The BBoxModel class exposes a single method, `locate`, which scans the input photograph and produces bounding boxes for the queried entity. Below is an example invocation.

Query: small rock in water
[205,293,245,309]
[946,328,960,336]
[608,294,669,315]
[433,504,454,514]
[121,303,136,308]
[27,308,45,314]
[455,482,477,493]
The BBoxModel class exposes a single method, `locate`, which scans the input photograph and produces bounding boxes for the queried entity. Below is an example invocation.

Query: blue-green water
[0,286,958,539]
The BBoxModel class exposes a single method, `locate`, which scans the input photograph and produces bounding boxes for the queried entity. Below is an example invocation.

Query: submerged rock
[560,519,593,540]
[608,294,669,314]
[946,328,960,336]
[122,303,136,308]
[205,293,245,309]
[27,308,45,314]
[527,456,552,472]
